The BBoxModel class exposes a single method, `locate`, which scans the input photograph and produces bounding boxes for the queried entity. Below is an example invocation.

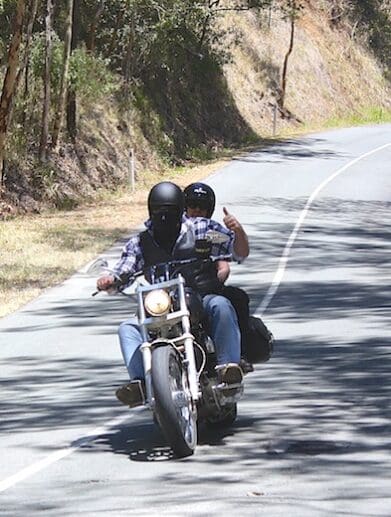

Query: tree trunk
[39,0,54,162]
[107,11,123,57]
[279,13,295,110]
[0,0,26,183]
[6,0,39,130]
[21,0,39,128]
[66,88,77,142]
[52,0,74,149]
[123,16,135,84]
[66,0,79,142]
[86,0,105,53]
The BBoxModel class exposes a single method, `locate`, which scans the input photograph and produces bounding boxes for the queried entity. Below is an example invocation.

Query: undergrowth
[324,107,391,129]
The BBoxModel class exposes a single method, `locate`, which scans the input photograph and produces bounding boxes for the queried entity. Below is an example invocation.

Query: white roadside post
[129,148,135,193]
[273,103,277,137]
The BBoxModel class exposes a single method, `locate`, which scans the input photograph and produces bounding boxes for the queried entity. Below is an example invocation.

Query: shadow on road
[0,355,130,434]
[0,194,389,484]
[92,415,237,463]
[232,137,346,164]
[89,332,390,469]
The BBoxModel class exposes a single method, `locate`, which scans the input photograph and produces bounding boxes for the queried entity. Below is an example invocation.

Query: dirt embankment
[1,1,390,218]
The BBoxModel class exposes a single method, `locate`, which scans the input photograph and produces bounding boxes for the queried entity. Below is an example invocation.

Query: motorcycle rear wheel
[152,344,197,458]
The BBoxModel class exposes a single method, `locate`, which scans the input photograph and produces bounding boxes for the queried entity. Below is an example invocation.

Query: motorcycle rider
[97,181,246,408]
[184,182,249,263]
[184,182,253,370]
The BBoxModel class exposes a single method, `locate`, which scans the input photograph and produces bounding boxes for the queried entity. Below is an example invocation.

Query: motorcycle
[90,235,244,458]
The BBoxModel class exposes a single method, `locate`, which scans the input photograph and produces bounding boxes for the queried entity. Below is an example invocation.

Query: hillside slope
[220,3,390,136]
[1,1,390,216]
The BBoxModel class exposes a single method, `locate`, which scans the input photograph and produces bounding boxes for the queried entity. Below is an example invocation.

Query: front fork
[139,333,200,408]
[177,278,200,402]
[138,276,200,407]
[140,339,153,407]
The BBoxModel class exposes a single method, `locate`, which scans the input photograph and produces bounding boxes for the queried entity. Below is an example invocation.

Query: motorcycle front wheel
[152,344,197,458]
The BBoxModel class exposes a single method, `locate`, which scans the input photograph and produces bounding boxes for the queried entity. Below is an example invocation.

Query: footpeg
[214,381,243,391]
[213,382,244,404]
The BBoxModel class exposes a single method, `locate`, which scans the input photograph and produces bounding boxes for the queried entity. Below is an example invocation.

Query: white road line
[0,413,133,493]
[257,142,391,315]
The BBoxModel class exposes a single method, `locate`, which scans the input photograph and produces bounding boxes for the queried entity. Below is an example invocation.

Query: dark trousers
[221,285,250,352]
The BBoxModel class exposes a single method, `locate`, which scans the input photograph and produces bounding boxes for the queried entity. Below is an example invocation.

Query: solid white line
[0,413,132,493]
[257,142,391,316]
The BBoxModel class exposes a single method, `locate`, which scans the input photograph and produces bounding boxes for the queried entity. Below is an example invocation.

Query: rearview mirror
[86,258,108,275]
[205,229,230,244]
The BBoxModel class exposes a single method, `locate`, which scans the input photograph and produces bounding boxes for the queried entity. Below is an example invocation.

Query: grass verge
[320,107,391,131]
[0,157,231,318]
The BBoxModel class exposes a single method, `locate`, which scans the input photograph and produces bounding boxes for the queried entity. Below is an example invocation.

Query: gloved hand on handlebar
[96,274,116,291]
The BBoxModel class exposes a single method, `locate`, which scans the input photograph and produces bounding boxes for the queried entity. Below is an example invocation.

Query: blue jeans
[118,294,241,380]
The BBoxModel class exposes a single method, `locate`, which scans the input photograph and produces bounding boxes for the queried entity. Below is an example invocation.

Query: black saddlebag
[242,316,274,363]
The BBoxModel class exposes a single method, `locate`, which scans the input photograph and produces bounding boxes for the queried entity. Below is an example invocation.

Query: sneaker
[216,363,243,386]
[116,380,146,408]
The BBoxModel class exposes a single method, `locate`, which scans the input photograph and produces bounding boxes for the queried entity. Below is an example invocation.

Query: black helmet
[148,181,184,217]
[184,182,216,218]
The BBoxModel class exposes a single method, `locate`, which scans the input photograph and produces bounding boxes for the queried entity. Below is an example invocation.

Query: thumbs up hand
[223,207,250,259]
[223,206,241,233]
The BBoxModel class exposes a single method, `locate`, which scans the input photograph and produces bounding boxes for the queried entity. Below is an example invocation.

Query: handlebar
[92,254,232,296]
[92,269,144,296]
[148,254,232,282]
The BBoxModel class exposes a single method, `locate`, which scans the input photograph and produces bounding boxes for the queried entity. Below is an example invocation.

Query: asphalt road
[1,125,390,516]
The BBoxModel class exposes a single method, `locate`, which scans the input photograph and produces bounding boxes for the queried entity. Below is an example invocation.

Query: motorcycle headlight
[144,289,171,316]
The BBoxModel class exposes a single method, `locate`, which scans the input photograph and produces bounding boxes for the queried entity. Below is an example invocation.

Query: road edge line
[256,142,391,316]
[0,413,133,493]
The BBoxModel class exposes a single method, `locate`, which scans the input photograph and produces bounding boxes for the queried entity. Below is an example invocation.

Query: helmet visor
[186,199,210,211]
[150,205,180,217]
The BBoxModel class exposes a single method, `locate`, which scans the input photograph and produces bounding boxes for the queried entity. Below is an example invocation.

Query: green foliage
[325,0,391,77]
[130,85,176,161]
[28,162,78,208]
[30,32,64,92]
[0,0,18,49]
[185,144,219,162]
[69,49,118,100]
[30,162,58,192]
[29,32,118,101]
[354,0,391,76]
[94,0,237,78]
[324,106,391,129]
[5,121,28,159]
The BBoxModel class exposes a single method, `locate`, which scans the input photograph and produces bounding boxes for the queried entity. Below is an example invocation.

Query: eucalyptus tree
[0,0,26,181]
[39,0,53,161]
[278,0,303,112]
[16,0,39,128]
[51,0,74,149]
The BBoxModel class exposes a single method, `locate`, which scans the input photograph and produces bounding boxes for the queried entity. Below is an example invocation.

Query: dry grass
[0,158,230,318]
[219,5,391,135]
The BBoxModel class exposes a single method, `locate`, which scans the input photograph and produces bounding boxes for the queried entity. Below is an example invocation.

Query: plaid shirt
[113,215,235,277]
